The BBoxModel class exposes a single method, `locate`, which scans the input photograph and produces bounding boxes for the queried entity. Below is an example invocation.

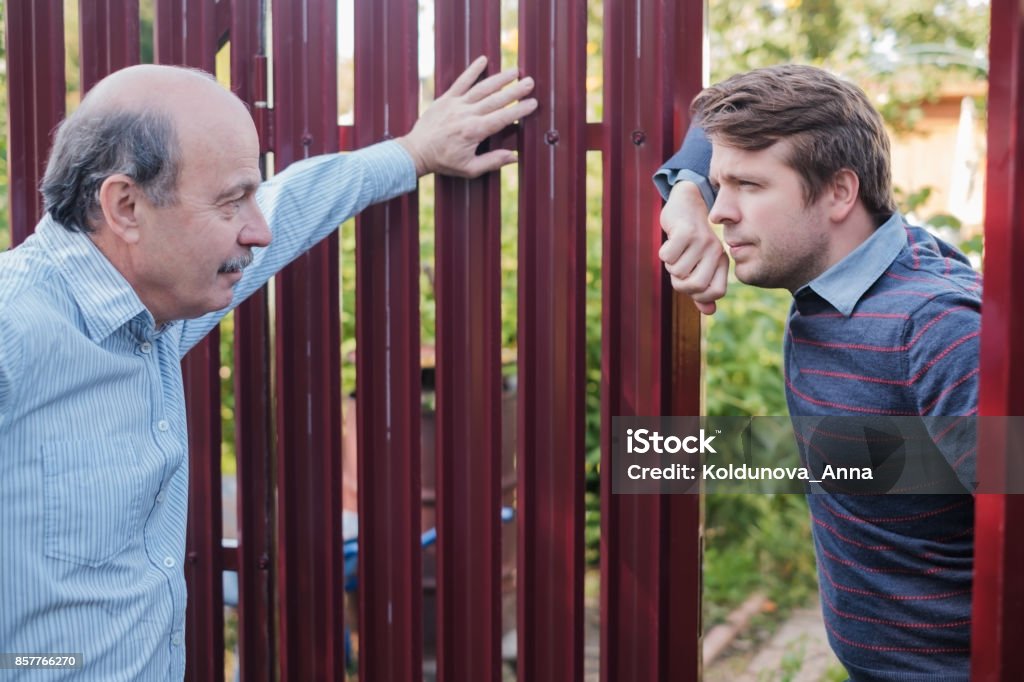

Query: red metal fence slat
[181,340,226,682]
[78,0,140,93]
[155,0,219,69]
[215,0,231,43]
[971,0,1024,678]
[232,293,275,682]
[661,7,707,661]
[153,4,225,681]
[516,1,588,680]
[4,0,65,245]
[271,1,345,680]
[432,2,504,681]
[229,1,275,680]
[601,0,703,680]
[353,1,423,680]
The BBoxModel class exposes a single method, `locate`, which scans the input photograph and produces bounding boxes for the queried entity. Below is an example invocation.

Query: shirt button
[157,420,170,432]
[171,632,182,646]
[163,556,175,568]
[140,341,153,353]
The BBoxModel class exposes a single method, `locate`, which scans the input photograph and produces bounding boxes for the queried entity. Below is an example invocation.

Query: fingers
[474,76,536,114]
[462,149,519,178]
[705,253,729,301]
[445,55,489,98]
[659,231,688,265]
[475,97,539,137]
[683,248,725,291]
[694,300,718,315]
[660,223,724,279]
[464,66,523,104]
[658,179,729,316]
[665,250,729,315]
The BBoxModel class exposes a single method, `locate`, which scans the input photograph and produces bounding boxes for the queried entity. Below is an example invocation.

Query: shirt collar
[798,212,907,317]
[35,215,155,342]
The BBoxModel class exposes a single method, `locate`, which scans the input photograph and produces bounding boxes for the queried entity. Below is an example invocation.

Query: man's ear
[98,174,142,244]
[828,169,860,222]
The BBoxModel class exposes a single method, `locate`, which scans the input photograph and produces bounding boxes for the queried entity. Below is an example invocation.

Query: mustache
[218,251,254,274]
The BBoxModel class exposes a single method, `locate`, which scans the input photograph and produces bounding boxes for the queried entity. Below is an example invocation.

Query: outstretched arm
[181,57,537,350]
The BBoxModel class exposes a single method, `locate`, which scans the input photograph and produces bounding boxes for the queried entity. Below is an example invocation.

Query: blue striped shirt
[0,141,415,680]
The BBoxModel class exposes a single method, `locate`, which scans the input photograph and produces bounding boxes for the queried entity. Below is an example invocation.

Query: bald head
[41,64,250,233]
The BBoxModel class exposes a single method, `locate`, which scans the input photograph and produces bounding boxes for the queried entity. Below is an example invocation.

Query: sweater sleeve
[903,291,981,490]
[652,124,716,209]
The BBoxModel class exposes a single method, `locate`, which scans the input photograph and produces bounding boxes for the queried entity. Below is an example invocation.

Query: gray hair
[41,109,181,233]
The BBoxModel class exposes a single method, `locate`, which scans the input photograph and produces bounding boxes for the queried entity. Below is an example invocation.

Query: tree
[709,0,990,129]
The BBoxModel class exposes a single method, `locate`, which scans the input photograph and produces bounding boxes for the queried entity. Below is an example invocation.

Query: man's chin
[734,264,760,286]
[734,266,784,290]
[205,287,236,316]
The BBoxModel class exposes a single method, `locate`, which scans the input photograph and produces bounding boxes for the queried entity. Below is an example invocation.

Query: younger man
[655,65,979,680]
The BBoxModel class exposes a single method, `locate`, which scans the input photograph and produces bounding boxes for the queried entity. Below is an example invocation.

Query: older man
[0,60,534,679]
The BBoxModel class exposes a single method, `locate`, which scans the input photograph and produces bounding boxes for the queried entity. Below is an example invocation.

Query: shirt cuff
[653,168,717,211]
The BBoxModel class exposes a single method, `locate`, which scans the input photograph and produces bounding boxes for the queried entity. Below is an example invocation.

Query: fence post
[601,0,704,680]
[79,0,140,93]
[4,0,65,245]
[270,0,346,679]
[353,0,424,680]
[972,0,1024,678]
[516,1,588,680]
[432,1,505,680]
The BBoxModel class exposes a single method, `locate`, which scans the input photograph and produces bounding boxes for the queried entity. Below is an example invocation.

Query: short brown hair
[693,64,897,226]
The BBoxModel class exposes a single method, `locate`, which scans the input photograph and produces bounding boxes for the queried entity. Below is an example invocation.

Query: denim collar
[797,212,907,317]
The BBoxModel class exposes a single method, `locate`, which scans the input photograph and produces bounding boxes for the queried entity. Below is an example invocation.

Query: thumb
[461,149,518,178]
[694,300,717,315]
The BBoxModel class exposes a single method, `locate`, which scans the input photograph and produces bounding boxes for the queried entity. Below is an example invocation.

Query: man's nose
[241,203,272,248]
[708,191,736,225]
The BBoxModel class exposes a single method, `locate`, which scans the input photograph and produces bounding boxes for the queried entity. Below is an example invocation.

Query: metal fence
[5,0,1022,680]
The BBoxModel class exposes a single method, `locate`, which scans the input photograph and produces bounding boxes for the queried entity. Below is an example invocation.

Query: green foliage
[219,313,237,476]
[894,185,934,215]
[708,0,990,130]
[825,662,852,682]
[705,282,791,418]
[703,494,819,627]
[778,639,808,682]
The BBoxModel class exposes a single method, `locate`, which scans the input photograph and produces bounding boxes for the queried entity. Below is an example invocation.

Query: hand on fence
[659,180,729,315]
[398,55,537,178]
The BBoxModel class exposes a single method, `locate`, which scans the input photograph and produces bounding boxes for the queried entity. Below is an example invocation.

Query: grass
[703,493,819,629]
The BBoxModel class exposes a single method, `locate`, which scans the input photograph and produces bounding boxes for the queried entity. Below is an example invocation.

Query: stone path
[706,599,842,682]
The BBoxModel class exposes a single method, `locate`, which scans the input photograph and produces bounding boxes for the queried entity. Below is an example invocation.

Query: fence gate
[5,0,1024,680]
